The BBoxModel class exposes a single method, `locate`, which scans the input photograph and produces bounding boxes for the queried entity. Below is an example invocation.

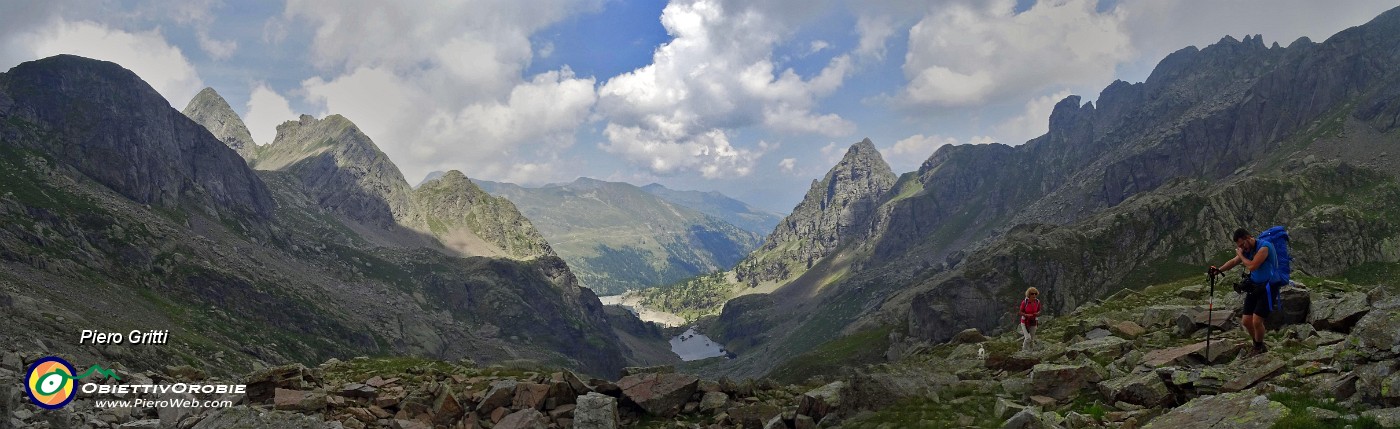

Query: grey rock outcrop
[735,138,895,285]
[252,114,413,228]
[182,87,257,160]
[1142,392,1290,429]
[573,392,619,429]
[0,55,274,219]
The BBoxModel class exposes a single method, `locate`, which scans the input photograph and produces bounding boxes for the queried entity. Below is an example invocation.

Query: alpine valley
[1,5,1400,429]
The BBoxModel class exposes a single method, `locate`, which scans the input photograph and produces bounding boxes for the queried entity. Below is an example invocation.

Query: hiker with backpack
[1018,287,1042,352]
[1208,227,1291,356]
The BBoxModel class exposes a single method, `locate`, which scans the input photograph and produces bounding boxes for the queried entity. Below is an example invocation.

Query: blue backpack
[1257,226,1291,285]
[1257,226,1291,308]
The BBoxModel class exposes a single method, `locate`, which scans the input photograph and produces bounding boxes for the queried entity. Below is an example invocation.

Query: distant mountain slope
[477,178,762,295]
[0,55,672,378]
[689,6,1400,379]
[409,170,555,260]
[640,183,783,235]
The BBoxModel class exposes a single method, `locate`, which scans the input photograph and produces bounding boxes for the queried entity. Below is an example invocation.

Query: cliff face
[0,55,273,219]
[182,87,257,160]
[252,114,415,228]
[0,55,662,378]
[735,138,896,286]
[704,7,1400,378]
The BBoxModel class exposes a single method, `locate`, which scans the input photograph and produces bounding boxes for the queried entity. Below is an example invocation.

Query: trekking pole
[1205,270,1216,361]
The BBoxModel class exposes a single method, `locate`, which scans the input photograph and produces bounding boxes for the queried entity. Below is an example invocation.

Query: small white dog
[977,345,986,359]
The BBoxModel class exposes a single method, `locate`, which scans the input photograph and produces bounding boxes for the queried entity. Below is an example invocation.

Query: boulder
[513,382,550,410]
[1142,392,1289,429]
[616,373,699,417]
[1141,305,1198,328]
[166,365,208,381]
[1109,321,1145,339]
[1177,285,1207,299]
[1066,336,1130,360]
[339,383,377,398]
[273,388,327,412]
[244,364,318,404]
[1351,298,1400,361]
[796,381,844,422]
[986,351,1041,372]
[1362,407,1400,428]
[699,391,728,412]
[994,398,1032,420]
[1142,341,1208,367]
[728,404,782,428]
[1355,361,1400,405]
[1098,371,1172,408]
[1264,285,1311,330]
[951,328,987,344]
[1308,291,1370,332]
[1176,310,1233,337]
[1028,361,1106,401]
[1085,328,1112,340]
[390,420,431,429]
[573,392,619,429]
[431,389,465,426]
[1002,408,1049,429]
[157,391,198,427]
[479,380,518,414]
[495,409,548,429]
[1221,356,1287,392]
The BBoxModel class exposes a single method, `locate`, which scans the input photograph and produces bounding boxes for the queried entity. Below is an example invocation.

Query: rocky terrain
[476,178,761,295]
[734,139,895,288]
[0,55,674,380]
[181,87,257,160]
[2,275,1395,428]
[641,6,1400,380]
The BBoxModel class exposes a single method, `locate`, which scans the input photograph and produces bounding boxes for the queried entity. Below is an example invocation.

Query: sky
[0,1,1394,214]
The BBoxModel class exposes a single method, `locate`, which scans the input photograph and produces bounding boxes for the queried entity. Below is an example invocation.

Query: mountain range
[645,7,1400,380]
[475,178,763,295]
[2,4,1400,404]
[0,55,675,378]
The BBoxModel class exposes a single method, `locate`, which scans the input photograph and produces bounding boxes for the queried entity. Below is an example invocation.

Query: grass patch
[768,326,892,385]
[1267,392,1381,429]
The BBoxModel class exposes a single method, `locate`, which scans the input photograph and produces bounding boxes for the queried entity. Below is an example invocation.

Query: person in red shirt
[1019,287,1042,352]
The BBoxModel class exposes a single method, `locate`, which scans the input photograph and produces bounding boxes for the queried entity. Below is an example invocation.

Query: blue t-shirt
[1244,239,1278,284]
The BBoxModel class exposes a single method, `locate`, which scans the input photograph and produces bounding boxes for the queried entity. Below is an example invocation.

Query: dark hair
[1232,228,1252,242]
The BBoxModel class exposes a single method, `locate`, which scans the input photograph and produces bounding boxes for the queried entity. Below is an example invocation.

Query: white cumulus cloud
[899,0,1130,107]
[20,20,204,107]
[282,0,602,184]
[244,82,296,145]
[597,0,855,179]
[993,89,1073,145]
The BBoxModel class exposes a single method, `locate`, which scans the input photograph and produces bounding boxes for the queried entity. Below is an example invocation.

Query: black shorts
[1242,290,1273,317]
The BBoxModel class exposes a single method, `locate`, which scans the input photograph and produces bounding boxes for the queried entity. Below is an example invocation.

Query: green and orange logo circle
[25,356,78,409]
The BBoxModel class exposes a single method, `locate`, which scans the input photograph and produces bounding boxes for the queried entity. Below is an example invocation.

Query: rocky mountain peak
[254,113,413,228]
[409,170,556,260]
[0,54,273,219]
[182,87,256,160]
[735,138,897,285]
